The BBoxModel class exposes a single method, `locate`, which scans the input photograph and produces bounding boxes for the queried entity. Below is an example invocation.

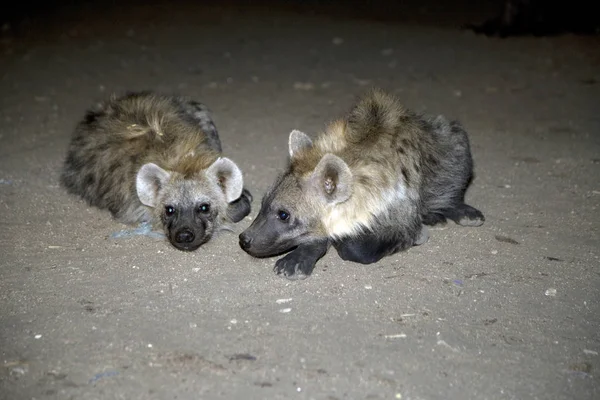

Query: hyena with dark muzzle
[61,91,252,251]
[239,88,484,280]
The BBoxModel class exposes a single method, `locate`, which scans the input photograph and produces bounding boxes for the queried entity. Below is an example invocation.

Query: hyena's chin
[240,244,297,258]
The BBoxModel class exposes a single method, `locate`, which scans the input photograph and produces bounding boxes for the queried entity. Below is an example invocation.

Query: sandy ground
[1,1,599,399]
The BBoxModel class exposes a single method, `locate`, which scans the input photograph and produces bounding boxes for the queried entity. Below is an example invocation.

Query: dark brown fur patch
[401,166,411,185]
[401,138,413,149]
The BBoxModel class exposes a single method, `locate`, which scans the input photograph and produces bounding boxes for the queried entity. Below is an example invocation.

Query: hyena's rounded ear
[136,163,171,207]
[289,130,313,158]
[311,153,353,204]
[206,157,244,203]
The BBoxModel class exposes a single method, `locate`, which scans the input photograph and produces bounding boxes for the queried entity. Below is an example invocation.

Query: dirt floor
[0,1,599,399]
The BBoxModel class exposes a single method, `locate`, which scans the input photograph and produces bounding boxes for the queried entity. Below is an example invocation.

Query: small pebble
[293,82,315,90]
[34,334,42,339]
[353,78,371,86]
[147,343,153,348]
[279,308,292,313]
[364,285,372,290]
[276,298,292,304]
[384,333,407,339]
[10,367,27,376]
[545,288,557,296]
[583,349,598,356]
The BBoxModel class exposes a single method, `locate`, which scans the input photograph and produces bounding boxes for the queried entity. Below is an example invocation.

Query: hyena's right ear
[136,163,171,207]
[289,130,313,158]
[310,153,353,204]
[206,157,244,203]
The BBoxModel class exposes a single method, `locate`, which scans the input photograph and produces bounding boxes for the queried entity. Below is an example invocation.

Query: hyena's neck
[161,151,220,178]
[322,174,412,238]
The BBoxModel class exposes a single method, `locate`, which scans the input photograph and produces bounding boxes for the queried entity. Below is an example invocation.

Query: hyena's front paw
[414,225,429,246]
[273,253,316,280]
[454,204,485,227]
[227,188,253,223]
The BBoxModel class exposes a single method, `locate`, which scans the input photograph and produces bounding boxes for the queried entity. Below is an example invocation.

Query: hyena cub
[61,91,252,251]
[239,88,484,280]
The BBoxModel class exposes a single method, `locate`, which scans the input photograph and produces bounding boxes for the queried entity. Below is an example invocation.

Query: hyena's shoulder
[291,89,426,181]
[344,88,419,145]
[311,89,426,171]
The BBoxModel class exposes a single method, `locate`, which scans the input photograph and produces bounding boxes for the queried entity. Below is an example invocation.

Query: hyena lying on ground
[239,88,484,280]
[61,91,252,251]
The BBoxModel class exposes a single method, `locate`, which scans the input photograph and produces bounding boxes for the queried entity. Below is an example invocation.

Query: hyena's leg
[422,212,447,226]
[333,226,428,265]
[441,204,485,227]
[226,188,253,223]
[182,100,222,153]
[274,238,330,280]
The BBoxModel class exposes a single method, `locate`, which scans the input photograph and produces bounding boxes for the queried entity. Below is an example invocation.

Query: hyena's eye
[165,205,175,217]
[198,203,210,213]
[277,210,290,221]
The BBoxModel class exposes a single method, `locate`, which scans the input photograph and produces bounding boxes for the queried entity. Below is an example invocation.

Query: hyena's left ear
[310,153,353,204]
[136,163,172,207]
[289,130,313,158]
[206,157,244,203]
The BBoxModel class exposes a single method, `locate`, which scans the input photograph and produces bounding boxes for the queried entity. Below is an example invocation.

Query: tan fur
[290,89,421,238]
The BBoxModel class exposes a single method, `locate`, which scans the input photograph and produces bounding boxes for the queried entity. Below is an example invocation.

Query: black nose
[175,229,195,243]
[239,232,252,250]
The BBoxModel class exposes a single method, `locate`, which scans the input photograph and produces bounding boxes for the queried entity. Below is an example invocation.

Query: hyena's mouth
[238,234,297,258]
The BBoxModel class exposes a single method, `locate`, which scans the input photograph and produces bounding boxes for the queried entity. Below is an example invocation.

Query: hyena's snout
[238,231,253,251]
[175,228,195,244]
[168,225,208,252]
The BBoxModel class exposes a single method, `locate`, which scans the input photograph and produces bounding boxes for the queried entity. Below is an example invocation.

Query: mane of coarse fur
[289,89,420,239]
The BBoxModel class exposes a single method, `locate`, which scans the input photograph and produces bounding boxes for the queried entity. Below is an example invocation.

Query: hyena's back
[60,91,220,224]
[340,89,482,227]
